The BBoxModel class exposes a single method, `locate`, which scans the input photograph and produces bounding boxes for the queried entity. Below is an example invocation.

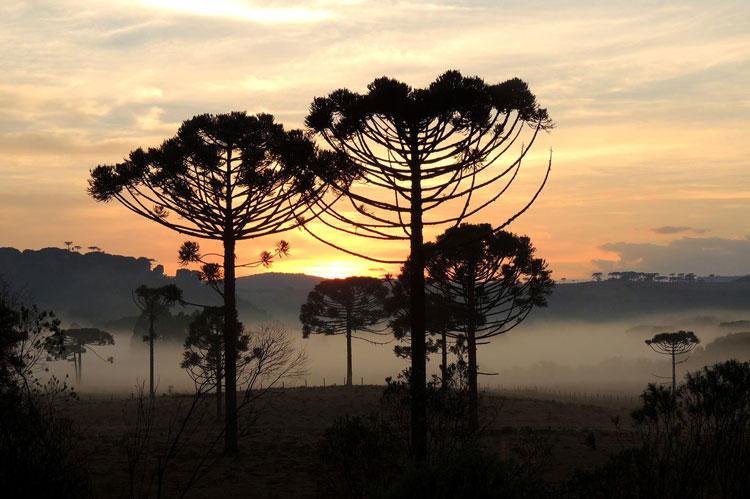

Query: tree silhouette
[592,272,603,282]
[300,276,389,386]
[385,264,458,385]
[646,330,701,393]
[89,112,338,453]
[133,284,183,398]
[0,276,63,386]
[181,307,248,420]
[48,327,114,384]
[425,223,554,430]
[305,70,551,458]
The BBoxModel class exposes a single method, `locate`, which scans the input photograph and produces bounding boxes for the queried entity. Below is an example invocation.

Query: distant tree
[646,330,701,393]
[48,327,114,384]
[608,272,621,280]
[63,241,74,251]
[620,271,639,281]
[300,276,389,386]
[89,112,336,453]
[305,71,552,459]
[133,284,183,398]
[384,264,458,386]
[181,307,244,420]
[592,272,603,282]
[87,246,101,252]
[425,224,554,430]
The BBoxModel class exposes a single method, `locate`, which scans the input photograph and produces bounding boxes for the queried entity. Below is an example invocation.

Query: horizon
[5,243,750,283]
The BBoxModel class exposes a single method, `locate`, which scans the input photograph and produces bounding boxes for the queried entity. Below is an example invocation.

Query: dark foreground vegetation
[3,359,750,497]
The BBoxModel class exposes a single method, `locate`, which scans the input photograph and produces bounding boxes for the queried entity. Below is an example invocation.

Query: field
[65,386,640,498]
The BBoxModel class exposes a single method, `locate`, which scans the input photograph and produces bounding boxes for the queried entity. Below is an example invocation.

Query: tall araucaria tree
[133,284,182,398]
[89,112,341,454]
[425,223,554,431]
[305,71,552,459]
[300,276,388,386]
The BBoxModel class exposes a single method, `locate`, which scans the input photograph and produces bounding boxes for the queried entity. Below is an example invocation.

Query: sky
[1,0,749,280]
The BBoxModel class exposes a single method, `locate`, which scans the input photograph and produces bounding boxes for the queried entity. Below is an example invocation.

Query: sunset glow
[301,261,379,280]
[1,1,748,280]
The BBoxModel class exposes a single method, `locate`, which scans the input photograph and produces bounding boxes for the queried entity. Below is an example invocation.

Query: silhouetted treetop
[646,330,700,354]
[304,70,552,256]
[300,276,388,339]
[88,112,341,240]
[307,72,551,139]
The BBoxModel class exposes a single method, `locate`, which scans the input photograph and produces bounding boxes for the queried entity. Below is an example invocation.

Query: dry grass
[64,386,638,498]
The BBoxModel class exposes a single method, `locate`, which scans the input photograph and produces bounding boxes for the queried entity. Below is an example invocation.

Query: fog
[43,309,750,397]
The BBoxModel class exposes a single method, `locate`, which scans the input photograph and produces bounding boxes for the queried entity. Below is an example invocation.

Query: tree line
[592,271,700,282]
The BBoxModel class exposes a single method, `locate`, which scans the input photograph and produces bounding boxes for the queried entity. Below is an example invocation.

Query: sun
[302,261,376,280]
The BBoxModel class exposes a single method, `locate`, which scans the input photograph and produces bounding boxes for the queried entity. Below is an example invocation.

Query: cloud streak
[651,226,709,235]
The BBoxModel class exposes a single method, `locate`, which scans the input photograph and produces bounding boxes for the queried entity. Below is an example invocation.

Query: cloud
[594,237,750,276]
[140,0,330,23]
[651,226,709,234]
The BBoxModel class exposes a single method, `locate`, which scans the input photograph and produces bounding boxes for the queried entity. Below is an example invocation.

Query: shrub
[375,446,545,499]
[563,360,750,498]
[316,415,404,498]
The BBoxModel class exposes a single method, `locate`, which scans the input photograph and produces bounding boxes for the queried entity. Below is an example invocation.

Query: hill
[534,279,750,322]
[3,246,750,329]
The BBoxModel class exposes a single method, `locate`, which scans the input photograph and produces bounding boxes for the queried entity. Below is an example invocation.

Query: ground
[65,386,639,498]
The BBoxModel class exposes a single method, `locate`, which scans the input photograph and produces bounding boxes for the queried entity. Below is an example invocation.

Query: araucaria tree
[305,71,552,458]
[425,223,553,430]
[300,276,388,386]
[133,284,183,398]
[646,330,700,393]
[385,264,458,384]
[181,307,240,420]
[89,112,338,453]
[50,327,114,384]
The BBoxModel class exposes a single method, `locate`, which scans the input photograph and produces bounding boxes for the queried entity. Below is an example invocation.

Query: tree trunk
[345,325,353,387]
[149,318,155,398]
[216,359,223,423]
[409,137,427,461]
[441,330,448,389]
[77,351,82,384]
[467,329,478,432]
[467,282,478,432]
[671,350,676,394]
[223,235,239,454]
